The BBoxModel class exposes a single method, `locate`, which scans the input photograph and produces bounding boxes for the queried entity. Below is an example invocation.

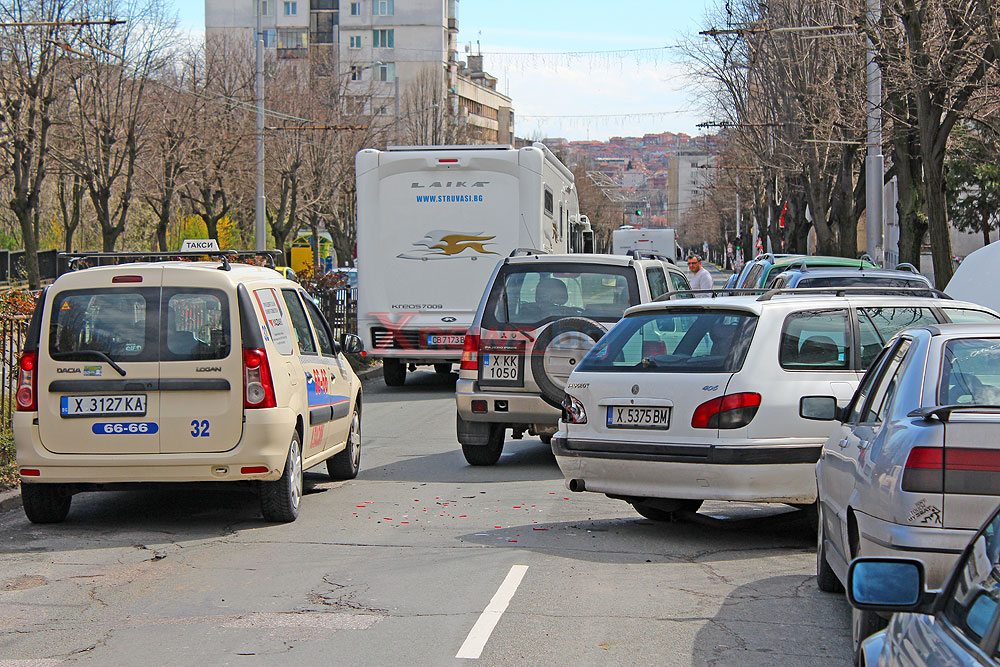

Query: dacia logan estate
[14,251,365,523]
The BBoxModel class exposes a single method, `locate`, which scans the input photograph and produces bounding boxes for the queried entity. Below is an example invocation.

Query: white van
[14,251,365,523]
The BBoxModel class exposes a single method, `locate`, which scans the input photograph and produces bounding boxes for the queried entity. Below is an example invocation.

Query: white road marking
[456,564,529,660]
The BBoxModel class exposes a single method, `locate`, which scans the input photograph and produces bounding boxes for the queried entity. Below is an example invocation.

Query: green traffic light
[635,209,642,216]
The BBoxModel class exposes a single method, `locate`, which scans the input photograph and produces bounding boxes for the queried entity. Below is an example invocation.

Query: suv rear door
[39,267,164,454]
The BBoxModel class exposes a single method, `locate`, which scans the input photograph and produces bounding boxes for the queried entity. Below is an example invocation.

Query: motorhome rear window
[483,263,638,329]
[48,287,229,362]
[577,309,758,373]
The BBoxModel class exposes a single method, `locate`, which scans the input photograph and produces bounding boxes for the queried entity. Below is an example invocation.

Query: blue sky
[172,0,711,141]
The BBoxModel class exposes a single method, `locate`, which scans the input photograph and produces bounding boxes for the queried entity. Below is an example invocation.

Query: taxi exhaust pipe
[568,478,586,492]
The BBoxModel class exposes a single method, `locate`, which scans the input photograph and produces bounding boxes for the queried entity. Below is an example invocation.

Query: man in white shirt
[687,254,714,291]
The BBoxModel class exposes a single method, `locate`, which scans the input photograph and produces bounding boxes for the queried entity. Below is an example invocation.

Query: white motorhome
[612,226,678,261]
[355,143,592,386]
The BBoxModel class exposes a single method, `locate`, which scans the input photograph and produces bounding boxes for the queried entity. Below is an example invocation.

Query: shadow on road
[360,437,563,484]
[363,370,457,404]
[457,503,815,565]
[690,573,852,665]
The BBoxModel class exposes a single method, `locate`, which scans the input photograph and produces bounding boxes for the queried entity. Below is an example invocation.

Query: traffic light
[634,208,643,216]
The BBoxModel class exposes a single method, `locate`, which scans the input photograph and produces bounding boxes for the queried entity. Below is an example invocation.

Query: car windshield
[939,338,1000,405]
[577,309,758,373]
[483,263,639,328]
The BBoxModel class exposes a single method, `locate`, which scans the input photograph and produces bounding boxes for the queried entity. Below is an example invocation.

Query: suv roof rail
[756,286,950,301]
[508,247,549,257]
[59,250,282,274]
[626,249,676,264]
[895,262,919,274]
[655,288,769,301]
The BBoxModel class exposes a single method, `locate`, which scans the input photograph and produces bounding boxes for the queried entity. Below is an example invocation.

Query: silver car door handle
[857,440,869,449]
[837,438,849,448]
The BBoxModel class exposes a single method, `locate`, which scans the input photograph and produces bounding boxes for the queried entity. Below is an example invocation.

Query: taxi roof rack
[655,288,768,301]
[59,250,282,274]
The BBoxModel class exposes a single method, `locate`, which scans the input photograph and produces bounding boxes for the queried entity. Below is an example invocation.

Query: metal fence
[314,287,358,340]
[0,316,27,428]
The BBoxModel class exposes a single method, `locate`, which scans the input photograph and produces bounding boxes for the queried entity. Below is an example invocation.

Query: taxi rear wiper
[51,350,127,377]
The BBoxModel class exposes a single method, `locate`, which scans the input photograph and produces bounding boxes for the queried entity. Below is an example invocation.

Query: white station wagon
[14,251,365,524]
[553,289,1000,520]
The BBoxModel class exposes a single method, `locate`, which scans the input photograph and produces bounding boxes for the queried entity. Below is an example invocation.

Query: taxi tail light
[904,447,1000,495]
[15,351,37,411]
[460,328,480,371]
[691,392,761,429]
[243,348,277,409]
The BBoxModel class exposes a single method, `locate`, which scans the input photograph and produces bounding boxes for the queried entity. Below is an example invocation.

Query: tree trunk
[922,147,953,288]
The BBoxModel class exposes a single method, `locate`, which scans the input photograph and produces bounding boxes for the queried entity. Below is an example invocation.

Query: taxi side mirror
[341,334,364,355]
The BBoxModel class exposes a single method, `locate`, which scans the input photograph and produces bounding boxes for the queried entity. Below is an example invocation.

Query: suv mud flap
[457,413,494,446]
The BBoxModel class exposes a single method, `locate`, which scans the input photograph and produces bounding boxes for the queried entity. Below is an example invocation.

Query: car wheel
[816,503,844,593]
[539,433,553,445]
[529,317,606,407]
[327,405,362,480]
[461,424,504,466]
[383,359,406,387]
[631,499,703,521]
[433,363,453,375]
[21,484,72,524]
[260,432,303,522]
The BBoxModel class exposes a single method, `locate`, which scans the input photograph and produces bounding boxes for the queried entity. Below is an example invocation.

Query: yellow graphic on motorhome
[397,230,499,260]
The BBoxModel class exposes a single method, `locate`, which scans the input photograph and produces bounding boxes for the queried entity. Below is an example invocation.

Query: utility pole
[255,0,266,252]
[865,0,884,266]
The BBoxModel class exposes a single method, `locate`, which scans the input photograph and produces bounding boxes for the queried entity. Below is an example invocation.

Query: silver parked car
[848,503,1000,666]
[807,323,1000,658]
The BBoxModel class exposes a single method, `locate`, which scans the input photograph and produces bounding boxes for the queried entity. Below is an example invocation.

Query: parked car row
[454,249,1000,664]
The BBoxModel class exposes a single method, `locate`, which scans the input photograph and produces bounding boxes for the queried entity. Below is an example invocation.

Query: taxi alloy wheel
[327,406,362,480]
[260,432,303,522]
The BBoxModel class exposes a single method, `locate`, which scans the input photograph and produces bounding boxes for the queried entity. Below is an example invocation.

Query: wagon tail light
[562,393,588,424]
[243,348,277,409]
[903,447,1000,495]
[15,351,37,411]
[691,392,761,429]
[460,327,480,371]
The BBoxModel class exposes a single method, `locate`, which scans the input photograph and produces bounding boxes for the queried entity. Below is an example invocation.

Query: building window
[277,28,307,49]
[373,28,393,48]
[262,28,277,47]
[260,0,272,16]
[375,61,395,81]
[349,34,362,48]
[350,1,361,15]
[372,0,393,15]
[350,65,362,80]
[283,1,297,15]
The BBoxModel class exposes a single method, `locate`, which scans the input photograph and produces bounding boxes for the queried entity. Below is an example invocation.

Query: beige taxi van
[14,250,364,523]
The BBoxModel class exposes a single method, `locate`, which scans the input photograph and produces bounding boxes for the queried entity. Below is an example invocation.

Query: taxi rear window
[48,287,229,362]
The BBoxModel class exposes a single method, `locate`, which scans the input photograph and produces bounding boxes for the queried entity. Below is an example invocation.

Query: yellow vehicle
[14,250,364,523]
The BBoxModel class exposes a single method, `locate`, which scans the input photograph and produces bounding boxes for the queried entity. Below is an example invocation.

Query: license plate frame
[478,340,525,388]
[60,394,148,418]
[606,405,671,429]
[427,334,465,348]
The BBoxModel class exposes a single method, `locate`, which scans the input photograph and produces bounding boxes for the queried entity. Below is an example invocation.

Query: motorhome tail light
[460,328,480,371]
[15,351,37,411]
[903,447,1000,495]
[691,392,761,429]
[243,348,277,408]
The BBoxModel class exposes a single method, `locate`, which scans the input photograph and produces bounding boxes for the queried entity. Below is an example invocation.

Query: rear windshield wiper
[51,350,127,377]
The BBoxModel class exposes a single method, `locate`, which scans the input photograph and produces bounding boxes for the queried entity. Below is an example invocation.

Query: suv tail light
[460,327,480,371]
[903,447,1000,495]
[15,351,37,411]
[691,392,761,429]
[243,348,276,408]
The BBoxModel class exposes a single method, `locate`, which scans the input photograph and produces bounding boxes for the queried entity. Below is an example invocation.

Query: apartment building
[204,0,513,143]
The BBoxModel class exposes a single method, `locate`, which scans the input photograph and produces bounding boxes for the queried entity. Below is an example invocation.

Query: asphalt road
[0,372,851,666]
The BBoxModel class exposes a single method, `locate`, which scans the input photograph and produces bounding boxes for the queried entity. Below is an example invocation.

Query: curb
[358,363,383,382]
[0,487,20,513]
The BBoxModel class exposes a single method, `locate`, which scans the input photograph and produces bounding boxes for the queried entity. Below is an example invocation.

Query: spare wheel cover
[530,316,606,408]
